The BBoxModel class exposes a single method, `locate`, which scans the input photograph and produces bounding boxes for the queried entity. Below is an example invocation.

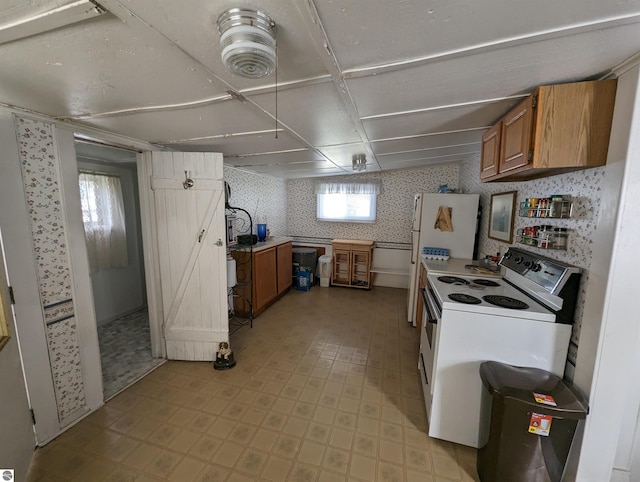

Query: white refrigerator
[407,193,480,324]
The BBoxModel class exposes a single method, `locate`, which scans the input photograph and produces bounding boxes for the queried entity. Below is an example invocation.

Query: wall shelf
[518,200,573,219]
[515,233,568,250]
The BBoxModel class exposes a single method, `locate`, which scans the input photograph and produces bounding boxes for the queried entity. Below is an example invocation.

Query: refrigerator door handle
[410,230,418,264]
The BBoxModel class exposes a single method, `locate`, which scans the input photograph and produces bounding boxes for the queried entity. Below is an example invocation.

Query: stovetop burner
[449,293,482,304]
[438,276,470,285]
[472,279,500,287]
[482,295,529,310]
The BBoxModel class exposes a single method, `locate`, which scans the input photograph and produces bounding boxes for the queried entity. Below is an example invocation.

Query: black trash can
[477,361,588,482]
[292,248,317,285]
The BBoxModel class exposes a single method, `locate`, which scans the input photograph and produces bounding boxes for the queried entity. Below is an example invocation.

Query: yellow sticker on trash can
[529,412,552,436]
[533,392,557,406]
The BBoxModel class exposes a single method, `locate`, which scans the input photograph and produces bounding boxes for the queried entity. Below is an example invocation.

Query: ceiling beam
[0,0,106,45]
[342,13,640,79]
[296,0,382,173]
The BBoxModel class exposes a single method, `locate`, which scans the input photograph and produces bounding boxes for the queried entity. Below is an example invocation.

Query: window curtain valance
[314,181,381,195]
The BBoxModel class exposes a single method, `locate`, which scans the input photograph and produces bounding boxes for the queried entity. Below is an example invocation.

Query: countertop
[241,236,292,253]
[420,256,503,278]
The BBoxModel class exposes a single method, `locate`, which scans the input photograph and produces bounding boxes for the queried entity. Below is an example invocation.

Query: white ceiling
[1,0,639,178]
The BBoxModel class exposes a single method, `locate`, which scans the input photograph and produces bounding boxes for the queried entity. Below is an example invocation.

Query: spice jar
[536,226,549,248]
[552,227,568,249]
[539,198,548,217]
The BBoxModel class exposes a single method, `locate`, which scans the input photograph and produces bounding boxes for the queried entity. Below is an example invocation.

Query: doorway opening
[74,140,164,400]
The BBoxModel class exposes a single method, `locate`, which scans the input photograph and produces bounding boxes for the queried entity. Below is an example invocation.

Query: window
[79,172,128,273]
[315,181,380,223]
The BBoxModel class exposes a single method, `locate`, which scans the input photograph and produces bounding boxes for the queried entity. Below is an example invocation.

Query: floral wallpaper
[459,156,605,371]
[286,165,459,247]
[46,317,85,420]
[16,116,86,422]
[223,166,287,237]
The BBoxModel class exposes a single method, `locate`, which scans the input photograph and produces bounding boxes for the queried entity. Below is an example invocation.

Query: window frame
[316,191,378,223]
[314,181,380,223]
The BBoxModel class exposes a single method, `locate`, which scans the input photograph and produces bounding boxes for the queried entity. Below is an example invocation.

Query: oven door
[419,282,441,397]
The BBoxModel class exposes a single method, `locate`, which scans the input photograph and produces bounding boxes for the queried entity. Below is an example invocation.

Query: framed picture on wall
[488,191,517,243]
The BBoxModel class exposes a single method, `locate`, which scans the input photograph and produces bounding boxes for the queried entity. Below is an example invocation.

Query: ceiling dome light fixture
[352,154,367,172]
[217,8,276,79]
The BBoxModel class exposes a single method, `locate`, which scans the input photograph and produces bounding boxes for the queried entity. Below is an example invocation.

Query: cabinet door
[276,242,292,294]
[254,248,278,311]
[500,95,534,174]
[351,250,371,287]
[480,122,501,180]
[231,249,252,316]
[332,249,351,285]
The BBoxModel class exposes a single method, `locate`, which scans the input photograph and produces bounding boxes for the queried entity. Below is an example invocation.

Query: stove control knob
[532,263,542,272]
[514,256,523,264]
[503,251,513,259]
[524,261,533,269]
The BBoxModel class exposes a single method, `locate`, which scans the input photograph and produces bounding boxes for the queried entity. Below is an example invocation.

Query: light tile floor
[27,286,480,481]
[98,308,166,400]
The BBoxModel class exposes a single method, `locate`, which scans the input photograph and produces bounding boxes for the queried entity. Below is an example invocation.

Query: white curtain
[314,181,381,195]
[79,172,128,274]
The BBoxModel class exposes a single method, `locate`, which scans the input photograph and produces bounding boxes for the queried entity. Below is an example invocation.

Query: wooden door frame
[137,152,165,358]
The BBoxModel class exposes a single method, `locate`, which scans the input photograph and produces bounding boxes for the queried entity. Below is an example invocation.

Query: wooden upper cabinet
[480,122,501,180]
[500,94,534,174]
[481,80,617,182]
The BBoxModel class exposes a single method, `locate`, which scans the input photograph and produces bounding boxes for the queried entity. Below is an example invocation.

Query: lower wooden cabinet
[232,240,292,317]
[331,239,374,289]
[277,242,292,294]
[254,248,278,310]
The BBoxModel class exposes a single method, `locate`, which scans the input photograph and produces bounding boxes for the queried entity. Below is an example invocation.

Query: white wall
[77,159,146,323]
[0,273,34,481]
[570,63,640,482]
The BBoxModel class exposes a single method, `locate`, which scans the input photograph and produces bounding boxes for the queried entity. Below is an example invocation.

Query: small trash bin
[477,361,588,482]
[296,267,311,291]
[318,255,332,287]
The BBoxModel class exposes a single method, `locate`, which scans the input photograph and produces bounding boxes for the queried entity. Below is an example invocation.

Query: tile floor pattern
[28,287,480,482]
[98,308,166,400]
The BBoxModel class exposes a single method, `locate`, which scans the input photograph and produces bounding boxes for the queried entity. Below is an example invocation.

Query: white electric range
[418,247,581,448]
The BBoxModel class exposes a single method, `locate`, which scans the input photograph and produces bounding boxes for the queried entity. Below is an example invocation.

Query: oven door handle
[421,288,437,324]
[420,353,429,386]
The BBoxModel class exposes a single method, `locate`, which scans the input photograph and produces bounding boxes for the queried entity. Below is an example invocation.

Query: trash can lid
[480,361,588,419]
[292,248,317,254]
[319,255,332,262]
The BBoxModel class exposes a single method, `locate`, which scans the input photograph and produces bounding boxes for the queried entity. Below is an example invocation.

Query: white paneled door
[149,152,228,360]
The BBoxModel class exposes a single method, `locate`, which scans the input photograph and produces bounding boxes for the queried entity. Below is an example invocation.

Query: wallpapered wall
[286,165,459,246]
[223,166,287,237]
[458,157,606,371]
[15,117,87,422]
